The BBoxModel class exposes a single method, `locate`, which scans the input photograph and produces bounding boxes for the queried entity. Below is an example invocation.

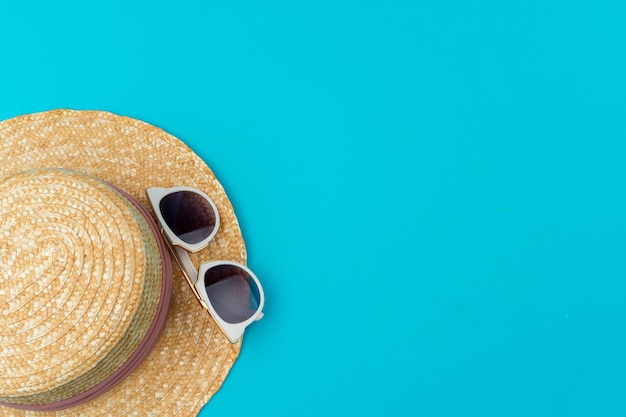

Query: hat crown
[0,169,163,406]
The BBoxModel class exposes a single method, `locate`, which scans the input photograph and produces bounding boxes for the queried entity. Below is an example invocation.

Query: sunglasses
[146,186,265,343]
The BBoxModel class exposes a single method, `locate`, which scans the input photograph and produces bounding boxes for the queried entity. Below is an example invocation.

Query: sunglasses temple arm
[165,239,209,310]
[172,245,200,285]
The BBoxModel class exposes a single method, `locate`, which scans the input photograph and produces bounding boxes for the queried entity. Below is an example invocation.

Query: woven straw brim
[0,110,246,416]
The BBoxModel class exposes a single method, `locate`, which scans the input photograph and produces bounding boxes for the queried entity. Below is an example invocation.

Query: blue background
[1,1,626,416]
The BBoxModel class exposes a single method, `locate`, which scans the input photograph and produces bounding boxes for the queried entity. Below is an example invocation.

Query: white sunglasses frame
[146,186,265,344]
[146,186,221,253]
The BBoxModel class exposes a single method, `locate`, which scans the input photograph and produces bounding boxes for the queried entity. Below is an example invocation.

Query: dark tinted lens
[204,265,261,324]
[159,191,217,244]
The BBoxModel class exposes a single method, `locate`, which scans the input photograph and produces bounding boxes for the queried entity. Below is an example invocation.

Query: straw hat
[0,110,248,416]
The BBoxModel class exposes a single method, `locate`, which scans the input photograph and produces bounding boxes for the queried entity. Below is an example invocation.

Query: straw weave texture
[0,110,245,416]
[0,169,162,406]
